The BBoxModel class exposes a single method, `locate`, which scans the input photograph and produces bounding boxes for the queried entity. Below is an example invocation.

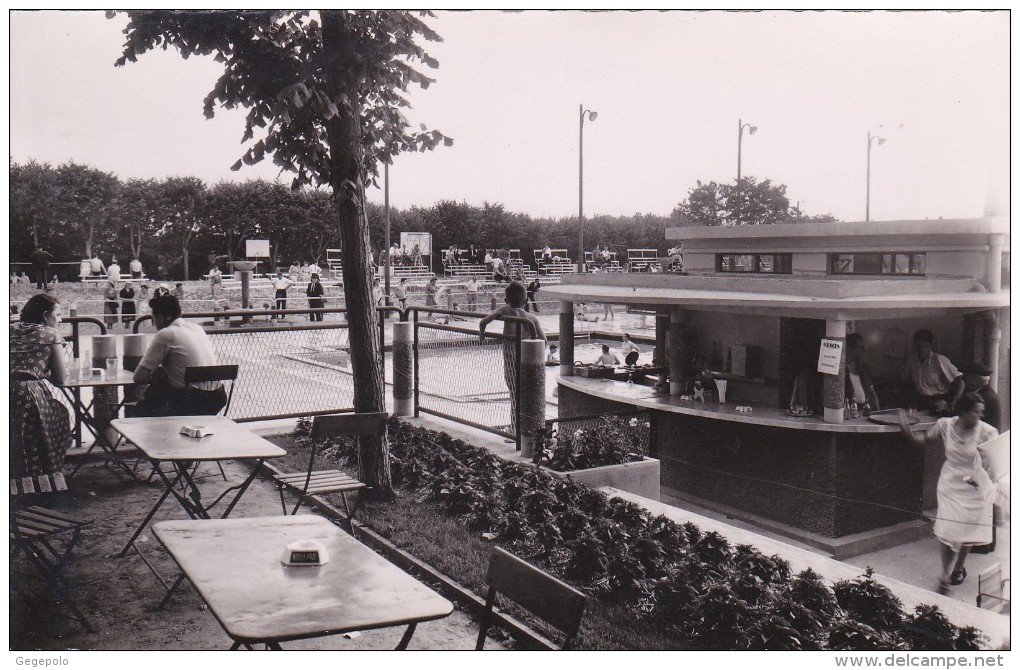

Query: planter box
[573,365,615,379]
[542,456,661,501]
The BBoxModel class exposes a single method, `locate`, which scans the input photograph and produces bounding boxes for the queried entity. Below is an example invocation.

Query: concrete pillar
[559,301,574,377]
[986,310,1002,393]
[391,321,413,417]
[987,233,1004,292]
[122,334,149,405]
[91,335,119,438]
[668,309,685,395]
[655,311,670,390]
[822,320,847,424]
[518,339,546,458]
[240,270,253,323]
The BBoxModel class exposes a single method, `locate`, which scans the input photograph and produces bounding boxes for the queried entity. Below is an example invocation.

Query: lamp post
[383,162,391,307]
[578,104,597,273]
[736,118,757,224]
[866,130,886,222]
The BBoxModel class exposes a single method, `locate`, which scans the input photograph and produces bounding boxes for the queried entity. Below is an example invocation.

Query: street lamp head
[588,111,598,122]
[748,125,758,135]
[877,137,886,146]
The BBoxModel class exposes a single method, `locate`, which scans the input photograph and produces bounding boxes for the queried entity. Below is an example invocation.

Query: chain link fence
[413,308,523,443]
[130,308,394,421]
[543,410,653,458]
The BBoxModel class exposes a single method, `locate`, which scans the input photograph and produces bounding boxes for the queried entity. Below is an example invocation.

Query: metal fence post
[413,309,420,418]
[515,322,523,452]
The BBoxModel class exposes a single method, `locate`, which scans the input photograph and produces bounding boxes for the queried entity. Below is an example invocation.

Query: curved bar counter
[558,376,940,547]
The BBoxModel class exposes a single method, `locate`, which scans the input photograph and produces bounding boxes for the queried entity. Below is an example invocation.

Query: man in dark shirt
[960,361,1001,431]
[31,247,53,290]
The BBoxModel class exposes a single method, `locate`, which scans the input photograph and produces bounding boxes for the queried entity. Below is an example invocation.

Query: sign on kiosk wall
[817,338,844,375]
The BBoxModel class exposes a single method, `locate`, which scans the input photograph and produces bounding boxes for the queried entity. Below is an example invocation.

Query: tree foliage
[10,158,681,273]
[672,177,836,226]
[111,9,452,496]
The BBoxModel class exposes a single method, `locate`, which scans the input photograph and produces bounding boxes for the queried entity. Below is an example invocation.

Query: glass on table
[106,358,119,376]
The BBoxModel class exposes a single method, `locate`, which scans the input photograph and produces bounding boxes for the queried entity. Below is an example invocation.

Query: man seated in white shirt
[131,295,226,416]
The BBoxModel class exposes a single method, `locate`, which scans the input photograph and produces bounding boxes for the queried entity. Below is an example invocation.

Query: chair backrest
[977,563,1010,612]
[311,412,388,442]
[477,546,587,650]
[184,365,239,414]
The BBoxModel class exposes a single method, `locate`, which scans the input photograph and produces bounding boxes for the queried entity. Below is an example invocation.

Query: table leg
[62,389,136,479]
[150,463,209,520]
[156,574,188,610]
[116,480,176,557]
[395,623,418,650]
[216,459,264,519]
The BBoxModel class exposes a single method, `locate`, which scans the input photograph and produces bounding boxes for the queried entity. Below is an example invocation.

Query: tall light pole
[866,130,886,222]
[578,104,597,272]
[384,162,391,306]
[736,118,757,224]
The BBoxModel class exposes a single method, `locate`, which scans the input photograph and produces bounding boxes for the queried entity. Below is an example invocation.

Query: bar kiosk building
[544,218,1009,556]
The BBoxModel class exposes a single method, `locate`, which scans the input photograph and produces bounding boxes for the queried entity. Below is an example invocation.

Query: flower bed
[296,418,986,651]
[533,414,660,499]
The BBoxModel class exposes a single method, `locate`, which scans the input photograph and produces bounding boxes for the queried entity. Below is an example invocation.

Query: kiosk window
[718,253,792,274]
[830,252,925,276]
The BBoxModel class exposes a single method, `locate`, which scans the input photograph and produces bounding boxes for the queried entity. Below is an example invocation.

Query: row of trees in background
[10,159,338,280]
[11,160,837,280]
[7,159,663,277]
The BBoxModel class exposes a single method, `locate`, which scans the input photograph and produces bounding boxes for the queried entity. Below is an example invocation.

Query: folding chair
[273,412,386,524]
[184,365,237,481]
[976,563,1010,613]
[476,546,587,650]
[139,363,238,483]
[10,473,94,632]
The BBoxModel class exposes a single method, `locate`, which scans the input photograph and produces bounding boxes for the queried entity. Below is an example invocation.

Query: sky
[7,9,1011,223]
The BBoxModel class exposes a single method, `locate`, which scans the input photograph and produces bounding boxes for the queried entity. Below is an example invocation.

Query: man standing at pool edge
[479,281,545,434]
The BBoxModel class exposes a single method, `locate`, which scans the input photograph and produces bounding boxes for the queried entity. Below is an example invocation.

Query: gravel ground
[10,452,506,652]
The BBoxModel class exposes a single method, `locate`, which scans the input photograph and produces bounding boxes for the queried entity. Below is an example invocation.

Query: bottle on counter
[849,400,860,419]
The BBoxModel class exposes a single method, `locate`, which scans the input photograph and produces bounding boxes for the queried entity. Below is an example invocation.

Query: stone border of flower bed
[543,457,660,500]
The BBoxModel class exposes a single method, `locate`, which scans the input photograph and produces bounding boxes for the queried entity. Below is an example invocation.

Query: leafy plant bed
[283,419,987,651]
[532,414,660,499]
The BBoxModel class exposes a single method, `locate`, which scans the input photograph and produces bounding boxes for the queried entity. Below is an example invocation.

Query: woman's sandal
[949,568,967,585]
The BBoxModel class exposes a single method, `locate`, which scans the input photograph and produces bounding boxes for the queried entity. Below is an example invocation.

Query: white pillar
[822,320,847,424]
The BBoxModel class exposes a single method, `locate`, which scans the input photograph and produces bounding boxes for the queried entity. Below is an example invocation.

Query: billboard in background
[246,239,270,258]
[400,232,432,256]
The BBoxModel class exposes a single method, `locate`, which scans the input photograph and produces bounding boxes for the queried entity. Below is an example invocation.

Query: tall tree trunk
[322,10,393,499]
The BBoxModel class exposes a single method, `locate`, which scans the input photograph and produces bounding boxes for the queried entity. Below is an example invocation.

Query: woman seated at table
[10,293,72,480]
